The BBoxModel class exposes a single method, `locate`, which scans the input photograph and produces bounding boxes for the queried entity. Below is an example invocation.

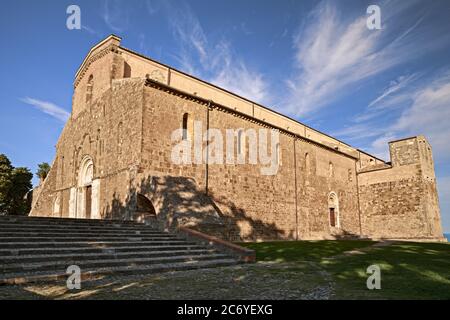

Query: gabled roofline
[74,34,122,84]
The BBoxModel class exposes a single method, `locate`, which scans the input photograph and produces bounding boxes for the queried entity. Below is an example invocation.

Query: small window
[86,74,94,104]
[348,169,352,182]
[182,113,192,141]
[123,61,131,78]
[305,153,310,174]
[237,130,245,156]
[329,162,334,178]
[276,143,281,165]
[117,122,123,154]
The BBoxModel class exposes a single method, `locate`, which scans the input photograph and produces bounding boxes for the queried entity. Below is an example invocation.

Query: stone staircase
[0,216,240,284]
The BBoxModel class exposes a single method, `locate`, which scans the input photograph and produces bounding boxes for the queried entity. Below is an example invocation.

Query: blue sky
[0,0,449,232]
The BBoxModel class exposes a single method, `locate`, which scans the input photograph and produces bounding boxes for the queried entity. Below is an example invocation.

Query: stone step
[0,258,239,285]
[0,216,143,226]
[0,225,162,233]
[0,244,209,257]
[0,253,230,273]
[0,248,219,264]
[0,240,199,249]
[0,220,151,228]
[0,231,177,238]
[0,223,161,233]
[0,216,242,284]
[0,236,183,243]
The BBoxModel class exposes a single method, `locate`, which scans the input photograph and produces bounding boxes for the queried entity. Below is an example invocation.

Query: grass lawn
[240,240,450,300]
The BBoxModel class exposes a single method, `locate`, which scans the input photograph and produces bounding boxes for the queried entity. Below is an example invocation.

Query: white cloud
[211,60,268,103]
[101,0,129,33]
[392,74,450,163]
[437,176,450,232]
[438,176,450,203]
[284,1,445,118]
[81,25,102,38]
[368,73,419,109]
[337,70,450,163]
[366,133,397,161]
[331,123,385,141]
[154,0,269,104]
[20,97,70,122]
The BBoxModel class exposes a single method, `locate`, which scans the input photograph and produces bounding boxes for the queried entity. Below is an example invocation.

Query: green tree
[0,154,13,215]
[8,167,33,215]
[36,162,51,182]
[0,154,33,216]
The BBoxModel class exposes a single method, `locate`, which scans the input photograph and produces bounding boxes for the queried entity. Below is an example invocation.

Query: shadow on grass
[239,240,375,263]
[241,240,450,299]
[322,242,450,300]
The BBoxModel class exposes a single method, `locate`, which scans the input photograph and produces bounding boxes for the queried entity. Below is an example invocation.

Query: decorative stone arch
[134,193,157,223]
[68,155,101,219]
[78,155,94,187]
[328,192,340,228]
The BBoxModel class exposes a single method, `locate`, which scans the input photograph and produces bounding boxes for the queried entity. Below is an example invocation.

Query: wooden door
[85,186,92,219]
[329,208,336,227]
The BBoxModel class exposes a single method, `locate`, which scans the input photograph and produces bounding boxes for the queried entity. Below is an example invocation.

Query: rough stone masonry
[30,35,445,242]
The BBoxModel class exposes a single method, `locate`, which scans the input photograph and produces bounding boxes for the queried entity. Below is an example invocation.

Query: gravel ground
[0,261,333,300]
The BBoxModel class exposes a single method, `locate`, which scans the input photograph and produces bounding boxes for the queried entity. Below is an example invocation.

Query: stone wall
[134,84,362,241]
[31,76,145,220]
[358,137,444,240]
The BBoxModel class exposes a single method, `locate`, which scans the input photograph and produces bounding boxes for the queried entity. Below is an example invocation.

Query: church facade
[30,35,445,242]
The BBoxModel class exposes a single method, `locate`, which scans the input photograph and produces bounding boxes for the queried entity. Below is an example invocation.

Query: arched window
[123,61,131,78]
[97,129,101,156]
[86,74,94,104]
[276,143,281,165]
[182,113,193,141]
[328,192,340,228]
[117,122,123,154]
[305,153,310,174]
[329,162,334,178]
[237,130,245,157]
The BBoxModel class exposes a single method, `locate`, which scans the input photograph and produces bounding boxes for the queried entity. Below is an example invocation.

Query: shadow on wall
[102,175,285,241]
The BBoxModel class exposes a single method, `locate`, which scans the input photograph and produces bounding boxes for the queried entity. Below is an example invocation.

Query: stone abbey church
[31,35,445,242]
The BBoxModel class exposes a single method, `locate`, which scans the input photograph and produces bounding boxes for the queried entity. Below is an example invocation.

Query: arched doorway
[136,194,157,222]
[78,156,94,219]
[328,192,340,228]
